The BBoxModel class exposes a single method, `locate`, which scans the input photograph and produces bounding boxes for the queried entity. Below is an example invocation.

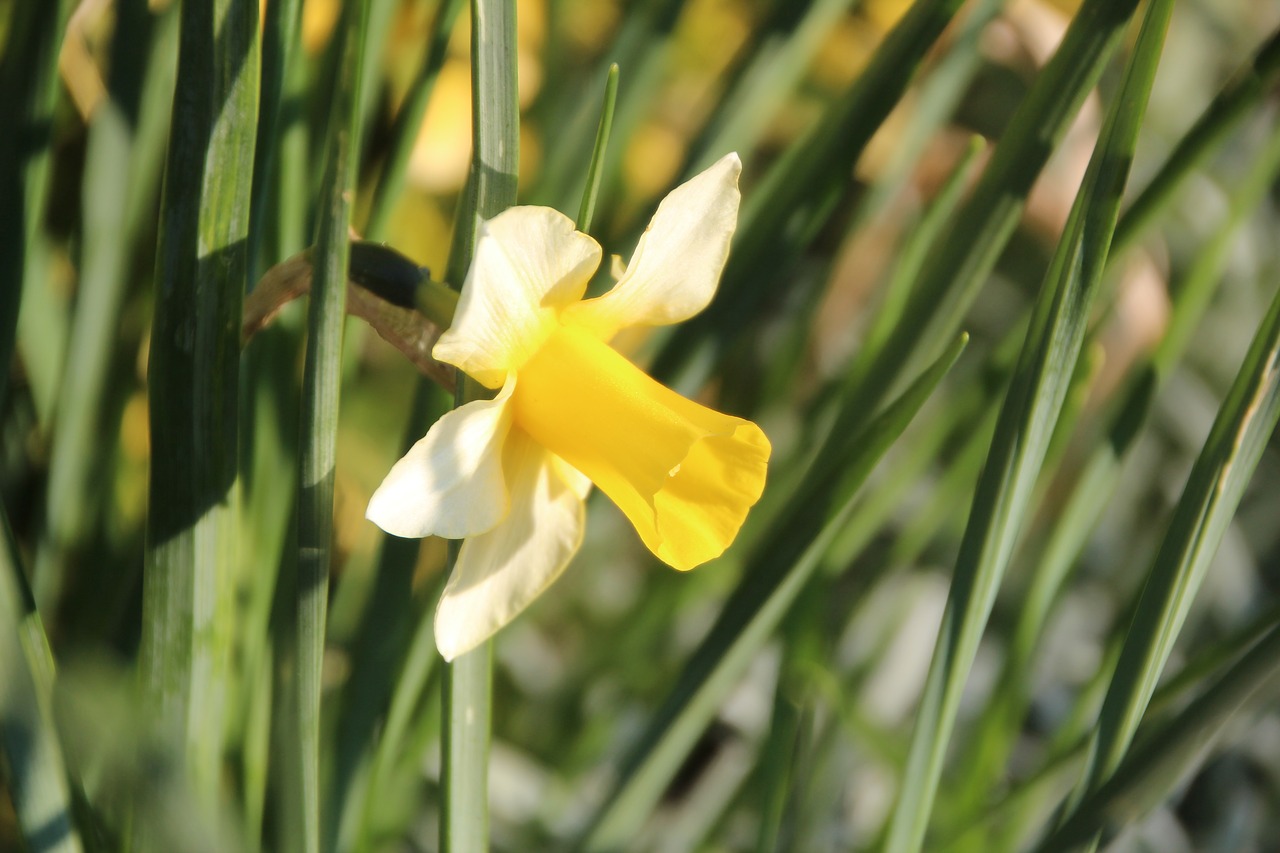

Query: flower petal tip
[560,154,742,338]
[433,629,465,663]
[429,438,588,660]
[434,598,482,662]
[716,151,742,177]
[364,493,401,536]
[365,483,433,540]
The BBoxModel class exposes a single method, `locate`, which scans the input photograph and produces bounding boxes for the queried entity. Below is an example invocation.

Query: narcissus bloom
[367,154,770,660]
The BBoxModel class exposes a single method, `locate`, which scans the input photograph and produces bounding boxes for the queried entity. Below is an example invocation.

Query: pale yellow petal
[564,153,741,339]
[366,378,515,539]
[434,206,602,387]
[433,431,587,661]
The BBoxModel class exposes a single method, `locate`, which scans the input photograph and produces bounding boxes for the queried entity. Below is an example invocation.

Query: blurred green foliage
[4,0,1280,851]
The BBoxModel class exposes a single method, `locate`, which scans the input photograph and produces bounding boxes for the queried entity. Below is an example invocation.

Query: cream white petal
[366,378,516,539]
[434,431,586,661]
[433,206,603,388]
[564,153,741,339]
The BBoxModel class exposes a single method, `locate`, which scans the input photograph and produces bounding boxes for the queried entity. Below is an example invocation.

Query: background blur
[5,0,1280,850]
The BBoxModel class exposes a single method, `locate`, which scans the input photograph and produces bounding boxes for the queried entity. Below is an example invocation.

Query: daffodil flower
[366,154,770,660]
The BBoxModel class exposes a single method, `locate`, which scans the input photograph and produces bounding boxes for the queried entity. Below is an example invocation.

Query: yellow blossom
[366,154,770,660]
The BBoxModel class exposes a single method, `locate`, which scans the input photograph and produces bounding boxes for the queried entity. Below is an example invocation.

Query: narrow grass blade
[235,628,272,851]
[275,8,312,263]
[135,1,259,847]
[883,334,1026,571]
[1064,235,1280,826]
[440,2,520,851]
[754,589,824,853]
[829,0,1140,422]
[529,0,682,215]
[730,0,962,274]
[684,0,858,177]
[240,305,311,853]
[880,4,1171,849]
[950,118,1280,832]
[576,64,619,235]
[247,0,303,277]
[805,161,1011,573]
[1144,602,1280,722]
[1112,26,1280,254]
[357,0,402,159]
[238,301,302,849]
[847,0,1002,230]
[364,0,466,241]
[291,3,371,851]
[888,404,995,569]
[744,151,1010,569]
[848,136,986,391]
[937,603,1267,850]
[819,376,989,578]
[36,0,175,618]
[1039,613,1280,852]
[1149,126,1280,378]
[348,576,446,849]
[655,0,965,381]
[579,333,968,851]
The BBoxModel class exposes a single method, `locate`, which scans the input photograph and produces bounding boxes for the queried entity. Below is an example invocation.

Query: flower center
[511,324,769,570]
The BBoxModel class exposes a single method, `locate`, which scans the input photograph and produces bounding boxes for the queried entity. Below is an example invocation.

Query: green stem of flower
[439,0,519,851]
[293,3,369,852]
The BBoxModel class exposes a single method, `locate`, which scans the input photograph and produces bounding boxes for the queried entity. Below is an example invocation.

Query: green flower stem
[292,3,370,852]
[446,0,521,284]
[365,0,466,241]
[441,629,494,853]
[331,391,449,849]
[440,1,519,851]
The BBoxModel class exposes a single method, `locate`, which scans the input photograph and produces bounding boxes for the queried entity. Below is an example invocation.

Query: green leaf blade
[881,3,1171,848]
[136,2,260,846]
